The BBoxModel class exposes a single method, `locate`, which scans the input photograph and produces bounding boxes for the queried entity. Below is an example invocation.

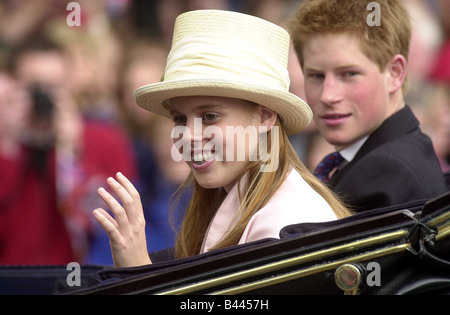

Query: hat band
[163,34,290,91]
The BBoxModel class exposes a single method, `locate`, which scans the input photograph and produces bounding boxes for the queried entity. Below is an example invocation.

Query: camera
[30,84,54,122]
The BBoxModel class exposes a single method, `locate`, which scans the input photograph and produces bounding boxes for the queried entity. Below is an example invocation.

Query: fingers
[92,172,150,268]
[93,208,120,239]
[97,185,130,229]
[96,172,143,226]
[93,208,118,229]
[116,172,142,210]
[107,173,142,223]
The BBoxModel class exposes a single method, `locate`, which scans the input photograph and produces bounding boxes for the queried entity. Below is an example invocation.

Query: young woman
[93,10,351,268]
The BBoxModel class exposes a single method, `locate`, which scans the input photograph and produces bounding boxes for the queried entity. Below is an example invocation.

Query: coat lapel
[329,105,419,185]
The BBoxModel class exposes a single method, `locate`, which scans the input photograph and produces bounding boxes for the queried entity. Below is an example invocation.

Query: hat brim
[134,79,312,136]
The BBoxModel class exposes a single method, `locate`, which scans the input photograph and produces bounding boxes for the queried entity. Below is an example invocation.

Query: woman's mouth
[191,151,216,170]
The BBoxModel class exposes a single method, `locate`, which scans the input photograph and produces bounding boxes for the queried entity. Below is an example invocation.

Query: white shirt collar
[338,136,369,163]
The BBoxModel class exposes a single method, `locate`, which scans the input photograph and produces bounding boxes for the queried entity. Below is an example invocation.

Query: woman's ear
[258,105,277,132]
[387,54,407,94]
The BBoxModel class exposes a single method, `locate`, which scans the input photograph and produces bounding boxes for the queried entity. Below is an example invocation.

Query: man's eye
[342,71,358,77]
[306,73,324,80]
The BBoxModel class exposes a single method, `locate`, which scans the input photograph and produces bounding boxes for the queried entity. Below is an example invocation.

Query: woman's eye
[202,113,218,122]
[173,115,187,126]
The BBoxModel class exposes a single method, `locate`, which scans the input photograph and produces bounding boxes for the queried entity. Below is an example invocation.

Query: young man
[288,0,447,212]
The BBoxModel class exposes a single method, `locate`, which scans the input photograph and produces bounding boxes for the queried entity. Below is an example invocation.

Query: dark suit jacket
[329,106,448,212]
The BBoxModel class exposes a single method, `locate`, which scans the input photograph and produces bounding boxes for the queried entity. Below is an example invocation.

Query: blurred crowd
[0,0,448,266]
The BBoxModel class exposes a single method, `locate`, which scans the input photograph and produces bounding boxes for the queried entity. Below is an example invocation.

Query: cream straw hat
[133,10,312,135]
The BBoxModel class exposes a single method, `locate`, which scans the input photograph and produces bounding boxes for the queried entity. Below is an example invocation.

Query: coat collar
[330,105,419,184]
[355,105,419,159]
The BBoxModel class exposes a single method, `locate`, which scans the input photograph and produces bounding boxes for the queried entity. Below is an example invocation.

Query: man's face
[302,33,396,150]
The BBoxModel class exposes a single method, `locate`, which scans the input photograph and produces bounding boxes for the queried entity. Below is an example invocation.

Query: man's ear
[386,54,407,94]
[258,105,277,132]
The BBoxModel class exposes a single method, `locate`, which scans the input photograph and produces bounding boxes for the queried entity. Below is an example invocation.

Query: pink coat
[200,169,337,253]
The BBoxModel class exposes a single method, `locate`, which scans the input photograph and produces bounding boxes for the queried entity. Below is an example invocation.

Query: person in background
[0,72,75,264]
[0,36,137,264]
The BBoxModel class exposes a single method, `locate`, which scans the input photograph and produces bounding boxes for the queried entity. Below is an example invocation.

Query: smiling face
[169,96,269,192]
[303,33,405,151]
